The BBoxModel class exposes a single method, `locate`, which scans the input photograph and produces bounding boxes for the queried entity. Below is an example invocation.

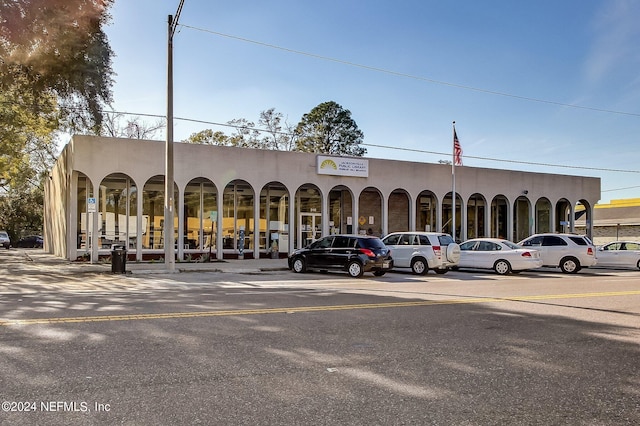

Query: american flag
[453,129,463,166]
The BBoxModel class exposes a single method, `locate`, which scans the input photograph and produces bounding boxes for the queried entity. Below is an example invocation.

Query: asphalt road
[1,250,639,425]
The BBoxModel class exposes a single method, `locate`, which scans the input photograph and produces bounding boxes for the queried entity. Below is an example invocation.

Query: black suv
[288,234,393,278]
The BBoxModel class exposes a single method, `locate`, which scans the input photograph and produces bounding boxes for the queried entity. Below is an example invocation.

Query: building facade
[45,135,600,261]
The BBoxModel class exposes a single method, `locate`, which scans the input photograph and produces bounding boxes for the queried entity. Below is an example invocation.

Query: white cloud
[584,0,640,84]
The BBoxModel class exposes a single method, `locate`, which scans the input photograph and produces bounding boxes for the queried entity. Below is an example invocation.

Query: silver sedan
[458,238,543,275]
[596,241,640,270]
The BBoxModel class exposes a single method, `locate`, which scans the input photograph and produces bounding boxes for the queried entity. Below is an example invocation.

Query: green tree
[185,129,231,146]
[0,0,115,132]
[0,82,58,190]
[0,183,44,243]
[295,101,366,156]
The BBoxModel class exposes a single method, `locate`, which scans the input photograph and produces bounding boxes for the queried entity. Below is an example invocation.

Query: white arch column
[460,198,467,241]
[177,186,184,261]
[253,191,260,259]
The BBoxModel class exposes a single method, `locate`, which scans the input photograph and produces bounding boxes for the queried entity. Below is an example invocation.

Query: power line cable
[178,23,640,118]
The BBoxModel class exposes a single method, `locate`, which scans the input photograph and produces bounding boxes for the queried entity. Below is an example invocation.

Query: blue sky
[102,0,640,203]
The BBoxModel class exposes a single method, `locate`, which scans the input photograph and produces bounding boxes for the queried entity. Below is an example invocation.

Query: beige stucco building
[44,135,600,261]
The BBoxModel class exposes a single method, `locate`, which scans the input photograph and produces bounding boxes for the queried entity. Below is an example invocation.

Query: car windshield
[0,232,8,238]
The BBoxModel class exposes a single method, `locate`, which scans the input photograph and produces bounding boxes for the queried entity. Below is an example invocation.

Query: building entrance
[299,213,321,248]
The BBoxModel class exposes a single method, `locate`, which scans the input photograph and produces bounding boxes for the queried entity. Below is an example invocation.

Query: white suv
[382,232,461,275]
[518,233,596,273]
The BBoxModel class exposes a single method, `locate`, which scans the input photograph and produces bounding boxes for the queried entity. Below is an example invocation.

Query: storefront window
[260,183,289,255]
[142,176,178,250]
[76,174,90,250]
[416,191,437,233]
[223,180,254,256]
[536,198,552,234]
[296,184,322,249]
[467,194,486,239]
[329,186,352,234]
[491,196,509,239]
[184,178,217,251]
[98,174,136,251]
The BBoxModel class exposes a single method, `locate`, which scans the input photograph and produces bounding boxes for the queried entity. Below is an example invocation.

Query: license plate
[383,261,391,268]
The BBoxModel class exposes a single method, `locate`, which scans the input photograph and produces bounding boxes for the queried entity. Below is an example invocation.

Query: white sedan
[596,241,640,270]
[457,238,543,275]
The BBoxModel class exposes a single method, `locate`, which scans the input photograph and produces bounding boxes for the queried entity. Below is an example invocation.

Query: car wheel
[347,261,364,278]
[411,257,428,275]
[560,257,580,274]
[373,271,386,277]
[434,269,448,275]
[494,260,511,275]
[292,257,306,273]
[637,259,640,270]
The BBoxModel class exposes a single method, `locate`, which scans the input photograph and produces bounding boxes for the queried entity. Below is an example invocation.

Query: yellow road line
[2,290,639,327]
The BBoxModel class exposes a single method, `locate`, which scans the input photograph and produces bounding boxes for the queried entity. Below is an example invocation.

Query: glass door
[299,213,321,249]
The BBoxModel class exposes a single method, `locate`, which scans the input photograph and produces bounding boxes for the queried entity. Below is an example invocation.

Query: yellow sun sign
[320,159,337,170]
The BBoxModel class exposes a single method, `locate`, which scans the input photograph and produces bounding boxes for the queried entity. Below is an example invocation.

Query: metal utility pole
[165,0,184,271]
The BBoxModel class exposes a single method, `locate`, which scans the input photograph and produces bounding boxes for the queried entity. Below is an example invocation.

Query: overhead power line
[178,23,640,119]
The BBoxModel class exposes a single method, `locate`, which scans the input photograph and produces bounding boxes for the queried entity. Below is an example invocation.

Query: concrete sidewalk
[14,250,289,275]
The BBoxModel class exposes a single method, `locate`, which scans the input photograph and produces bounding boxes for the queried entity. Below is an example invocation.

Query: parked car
[457,238,543,275]
[15,235,44,248]
[288,234,393,278]
[595,241,640,270]
[0,231,10,249]
[518,233,596,273]
[381,232,460,275]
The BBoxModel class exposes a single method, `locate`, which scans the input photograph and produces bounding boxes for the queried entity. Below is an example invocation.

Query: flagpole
[452,121,456,242]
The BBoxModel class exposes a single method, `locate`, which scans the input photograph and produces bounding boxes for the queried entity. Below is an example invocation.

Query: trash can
[111,245,127,274]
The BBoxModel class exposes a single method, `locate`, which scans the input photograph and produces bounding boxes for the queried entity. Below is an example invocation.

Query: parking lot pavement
[0,249,289,293]
[0,248,288,274]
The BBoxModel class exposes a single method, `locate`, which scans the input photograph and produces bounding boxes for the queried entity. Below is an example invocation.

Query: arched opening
[416,191,437,232]
[143,175,178,253]
[388,189,410,233]
[513,196,531,242]
[329,185,353,235]
[98,173,137,253]
[260,182,289,257]
[222,180,255,258]
[296,184,323,248]
[491,195,509,239]
[575,199,593,240]
[443,192,463,238]
[555,198,571,233]
[359,187,383,236]
[76,172,91,255]
[535,198,552,234]
[467,193,486,239]
[184,178,217,256]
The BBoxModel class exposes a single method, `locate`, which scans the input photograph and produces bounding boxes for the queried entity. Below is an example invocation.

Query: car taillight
[433,246,441,257]
[521,251,532,258]
[359,248,376,258]
[587,247,594,256]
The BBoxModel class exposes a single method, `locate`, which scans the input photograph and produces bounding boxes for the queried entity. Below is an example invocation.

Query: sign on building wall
[317,155,369,177]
